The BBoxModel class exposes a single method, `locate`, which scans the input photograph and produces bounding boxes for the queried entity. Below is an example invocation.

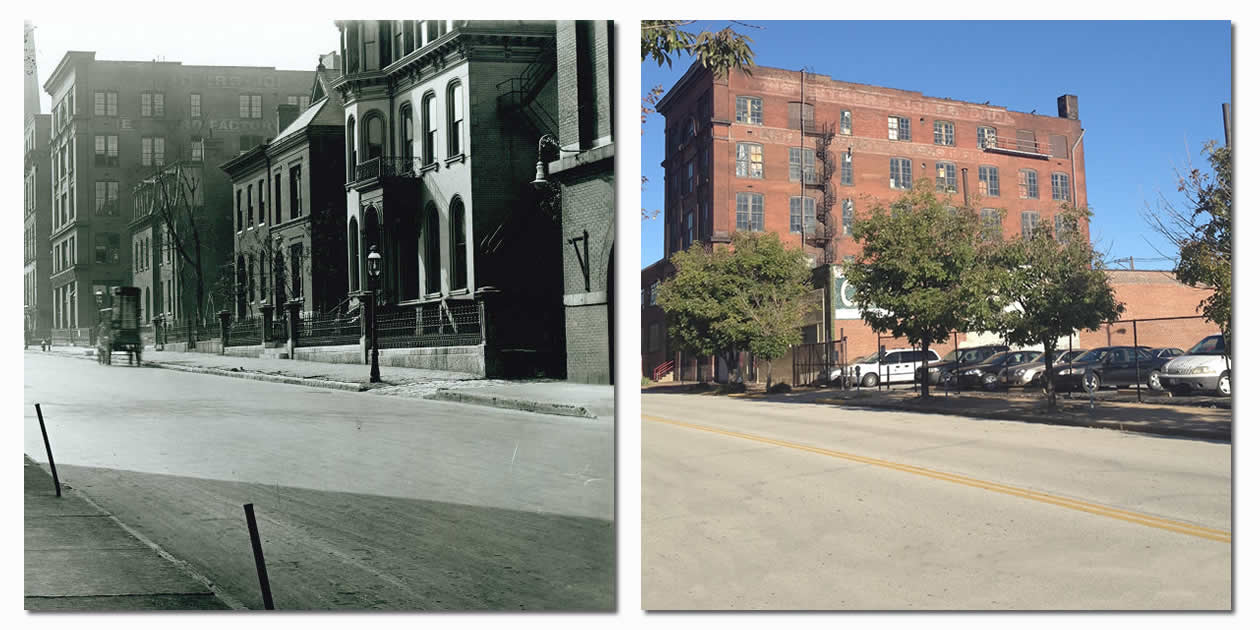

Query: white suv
[831,348,941,388]
[1158,334,1231,396]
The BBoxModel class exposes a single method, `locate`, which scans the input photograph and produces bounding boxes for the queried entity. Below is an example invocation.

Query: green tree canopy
[844,180,996,397]
[640,20,755,78]
[657,232,812,384]
[990,206,1124,411]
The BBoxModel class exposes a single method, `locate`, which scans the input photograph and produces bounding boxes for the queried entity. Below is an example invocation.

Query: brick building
[42,52,311,341]
[24,114,53,341]
[548,21,615,384]
[645,61,1091,379]
[1080,270,1222,352]
[332,20,567,378]
[221,58,347,319]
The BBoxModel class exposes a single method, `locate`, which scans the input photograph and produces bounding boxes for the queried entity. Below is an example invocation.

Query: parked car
[831,348,940,388]
[917,344,1008,385]
[1151,347,1185,359]
[1158,334,1230,396]
[1049,346,1170,393]
[956,350,1044,390]
[998,349,1085,388]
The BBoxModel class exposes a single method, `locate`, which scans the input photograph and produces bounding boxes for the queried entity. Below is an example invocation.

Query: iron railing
[980,135,1052,158]
[375,300,483,349]
[297,310,362,347]
[354,156,425,183]
[225,317,263,347]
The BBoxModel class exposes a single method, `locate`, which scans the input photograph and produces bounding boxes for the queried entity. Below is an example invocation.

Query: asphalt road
[23,352,613,610]
[642,392,1231,610]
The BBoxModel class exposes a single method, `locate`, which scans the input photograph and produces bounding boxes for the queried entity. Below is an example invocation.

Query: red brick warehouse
[645,60,1089,378]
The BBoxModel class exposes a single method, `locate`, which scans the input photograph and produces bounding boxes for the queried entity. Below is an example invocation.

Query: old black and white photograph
[22,18,615,611]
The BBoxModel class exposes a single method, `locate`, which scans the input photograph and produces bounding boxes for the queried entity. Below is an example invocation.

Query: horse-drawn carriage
[96,287,143,366]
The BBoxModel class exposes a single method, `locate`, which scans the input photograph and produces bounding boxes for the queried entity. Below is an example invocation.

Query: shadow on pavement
[46,464,614,611]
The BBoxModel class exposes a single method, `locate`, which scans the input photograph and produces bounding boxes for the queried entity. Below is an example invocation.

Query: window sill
[419,162,439,174]
[448,287,470,297]
[444,153,466,166]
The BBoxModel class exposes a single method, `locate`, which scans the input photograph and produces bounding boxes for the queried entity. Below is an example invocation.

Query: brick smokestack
[277,104,299,134]
[1057,94,1079,120]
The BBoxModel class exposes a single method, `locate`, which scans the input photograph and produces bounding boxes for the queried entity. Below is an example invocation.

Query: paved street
[642,391,1231,610]
[23,352,613,610]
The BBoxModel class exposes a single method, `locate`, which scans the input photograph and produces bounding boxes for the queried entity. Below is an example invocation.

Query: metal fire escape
[805,121,838,265]
[495,37,558,140]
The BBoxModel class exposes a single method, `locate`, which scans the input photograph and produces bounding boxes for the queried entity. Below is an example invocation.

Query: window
[141,137,165,166]
[447,82,463,156]
[981,208,1000,240]
[422,93,437,164]
[1054,214,1072,243]
[735,143,762,179]
[348,217,360,291]
[190,94,201,118]
[289,165,303,219]
[94,233,120,265]
[259,249,268,298]
[287,95,311,110]
[422,202,441,294]
[141,92,164,117]
[1021,211,1039,239]
[684,211,694,249]
[790,196,817,234]
[1019,169,1039,199]
[450,197,467,291]
[400,104,414,161]
[239,94,262,119]
[977,125,996,149]
[889,157,912,190]
[933,120,954,146]
[840,151,854,186]
[274,173,283,223]
[363,114,385,161]
[94,135,119,167]
[788,102,815,130]
[236,190,243,231]
[246,184,254,225]
[888,115,911,141]
[1052,172,1071,201]
[258,178,266,223]
[735,96,762,125]
[936,162,957,193]
[735,192,764,232]
[978,165,1000,197]
[346,116,357,177]
[94,91,117,116]
[789,147,817,183]
[290,243,304,298]
[840,110,852,135]
[94,182,119,216]
[842,199,855,236]
[248,256,256,302]
[191,137,204,162]
[684,160,694,194]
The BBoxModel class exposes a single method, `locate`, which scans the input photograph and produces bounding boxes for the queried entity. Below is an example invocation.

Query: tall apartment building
[332,20,566,377]
[24,114,53,340]
[646,62,1088,377]
[43,52,311,336]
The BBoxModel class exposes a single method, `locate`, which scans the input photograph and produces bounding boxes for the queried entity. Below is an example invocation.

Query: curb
[427,390,596,419]
[146,362,366,392]
[814,397,1231,442]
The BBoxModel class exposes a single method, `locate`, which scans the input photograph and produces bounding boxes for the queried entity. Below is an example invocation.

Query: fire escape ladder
[806,121,838,264]
[495,38,558,140]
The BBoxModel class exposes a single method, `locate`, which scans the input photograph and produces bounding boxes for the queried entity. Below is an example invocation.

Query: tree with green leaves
[1143,141,1231,337]
[657,232,812,385]
[844,180,996,398]
[990,206,1125,411]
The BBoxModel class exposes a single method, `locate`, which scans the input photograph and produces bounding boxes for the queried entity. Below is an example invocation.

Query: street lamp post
[366,245,382,383]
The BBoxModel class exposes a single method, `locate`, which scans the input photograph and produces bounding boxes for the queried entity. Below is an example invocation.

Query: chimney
[277,104,299,134]
[1057,94,1079,120]
[319,51,342,71]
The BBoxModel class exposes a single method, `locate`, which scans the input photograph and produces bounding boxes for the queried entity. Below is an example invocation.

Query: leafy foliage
[990,205,1124,411]
[843,180,995,397]
[640,21,755,79]
[658,232,812,383]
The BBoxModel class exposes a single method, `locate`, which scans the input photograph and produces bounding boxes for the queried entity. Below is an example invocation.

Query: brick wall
[1078,270,1220,351]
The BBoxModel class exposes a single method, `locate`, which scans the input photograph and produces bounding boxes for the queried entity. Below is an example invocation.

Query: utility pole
[1222,103,1231,148]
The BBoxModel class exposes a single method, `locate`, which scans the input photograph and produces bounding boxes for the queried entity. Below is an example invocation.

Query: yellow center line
[643,414,1231,544]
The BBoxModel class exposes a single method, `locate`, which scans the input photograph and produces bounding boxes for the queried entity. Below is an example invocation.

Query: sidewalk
[643,382,1232,442]
[30,346,613,420]
[24,456,231,610]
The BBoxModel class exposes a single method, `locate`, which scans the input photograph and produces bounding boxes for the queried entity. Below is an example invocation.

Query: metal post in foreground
[1133,319,1142,403]
[243,503,275,610]
[35,404,61,497]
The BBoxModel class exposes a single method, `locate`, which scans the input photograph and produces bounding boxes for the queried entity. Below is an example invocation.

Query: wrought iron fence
[163,321,219,345]
[354,156,424,183]
[51,328,93,346]
[376,300,483,349]
[297,310,362,347]
[225,317,263,347]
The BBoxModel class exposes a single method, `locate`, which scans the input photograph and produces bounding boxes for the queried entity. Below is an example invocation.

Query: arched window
[447,81,463,156]
[236,255,247,317]
[364,114,384,161]
[422,201,441,294]
[348,217,361,292]
[421,92,437,165]
[449,197,467,291]
[399,104,414,162]
[346,116,357,181]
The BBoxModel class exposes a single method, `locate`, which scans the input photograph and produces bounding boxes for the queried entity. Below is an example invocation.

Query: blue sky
[640,20,1232,269]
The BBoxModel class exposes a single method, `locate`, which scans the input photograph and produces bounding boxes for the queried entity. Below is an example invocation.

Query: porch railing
[376,300,483,349]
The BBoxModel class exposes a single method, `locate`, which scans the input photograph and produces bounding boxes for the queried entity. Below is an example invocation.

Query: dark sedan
[917,344,1008,385]
[955,350,1044,390]
[998,349,1085,388]
[1049,346,1170,392]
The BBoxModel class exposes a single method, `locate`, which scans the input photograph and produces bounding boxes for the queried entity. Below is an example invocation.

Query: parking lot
[844,380,1230,409]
